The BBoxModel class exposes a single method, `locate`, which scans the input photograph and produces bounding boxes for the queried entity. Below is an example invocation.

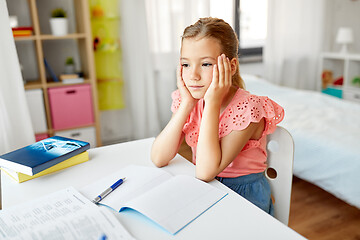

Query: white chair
[265,126,294,225]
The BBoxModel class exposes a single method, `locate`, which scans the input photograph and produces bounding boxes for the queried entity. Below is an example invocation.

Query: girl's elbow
[152,159,166,168]
[151,152,170,168]
[153,160,168,168]
[195,169,217,182]
[151,156,164,168]
[196,175,214,182]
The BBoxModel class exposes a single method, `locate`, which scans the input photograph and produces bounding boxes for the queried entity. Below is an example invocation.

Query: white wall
[324,0,360,53]
[240,61,265,78]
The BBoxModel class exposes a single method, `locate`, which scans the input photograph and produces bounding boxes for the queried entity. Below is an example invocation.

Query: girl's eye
[202,63,212,67]
[181,63,189,68]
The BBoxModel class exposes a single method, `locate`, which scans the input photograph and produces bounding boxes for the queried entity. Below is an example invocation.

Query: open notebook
[80,165,228,235]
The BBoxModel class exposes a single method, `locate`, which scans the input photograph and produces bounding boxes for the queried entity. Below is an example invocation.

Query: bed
[243,74,360,209]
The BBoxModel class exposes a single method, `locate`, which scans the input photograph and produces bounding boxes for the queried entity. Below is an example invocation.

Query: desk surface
[1,138,305,240]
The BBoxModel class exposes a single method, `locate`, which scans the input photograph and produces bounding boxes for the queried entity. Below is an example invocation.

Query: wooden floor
[289,177,360,240]
[178,143,360,240]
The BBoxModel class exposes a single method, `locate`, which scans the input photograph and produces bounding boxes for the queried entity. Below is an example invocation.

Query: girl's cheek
[182,71,190,82]
[207,69,214,81]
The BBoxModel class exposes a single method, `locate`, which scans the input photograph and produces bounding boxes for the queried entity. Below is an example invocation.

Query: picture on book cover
[31,136,87,156]
[0,136,90,176]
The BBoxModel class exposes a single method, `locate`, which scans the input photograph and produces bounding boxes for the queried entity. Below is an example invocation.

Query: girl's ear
[230,58,238,76]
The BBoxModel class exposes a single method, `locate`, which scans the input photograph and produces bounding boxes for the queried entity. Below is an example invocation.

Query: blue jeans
[216,172,274,216]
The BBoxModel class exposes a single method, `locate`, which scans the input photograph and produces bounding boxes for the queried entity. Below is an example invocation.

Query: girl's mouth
[189,85,204,90]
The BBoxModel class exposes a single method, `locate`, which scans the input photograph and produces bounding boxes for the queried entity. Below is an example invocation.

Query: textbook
[80,165,228,235]
[0,187,135,240]
[62,77,84,84]
[1,151,89,183]
[44,58,59,82]
[0,136,90,176]
[12,26,33,37]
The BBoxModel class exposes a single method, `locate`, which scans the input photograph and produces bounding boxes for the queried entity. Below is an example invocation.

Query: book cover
[13,30,32,37]
[59,74,79,80]
[44,58,59,82]
[0,136,90,176]
[1,151,89,183]
[13,33,32,37]
[12,26,33,31]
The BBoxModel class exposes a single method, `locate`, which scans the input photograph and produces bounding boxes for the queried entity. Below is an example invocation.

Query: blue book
[44,58,59,82]
[0,136,90,176]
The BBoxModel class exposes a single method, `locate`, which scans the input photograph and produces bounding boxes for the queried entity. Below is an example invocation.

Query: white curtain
[0,0,34,154]
[145,0,233,128]
[264,0,326,90]
[119,0,161,139]
[145,0,211,128]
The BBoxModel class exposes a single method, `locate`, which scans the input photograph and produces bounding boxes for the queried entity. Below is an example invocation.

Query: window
[234,0,268,59]
[146,0,236,54]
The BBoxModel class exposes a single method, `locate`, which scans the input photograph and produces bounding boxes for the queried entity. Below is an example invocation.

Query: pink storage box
[48,84,94,130]
[35,133,49,142]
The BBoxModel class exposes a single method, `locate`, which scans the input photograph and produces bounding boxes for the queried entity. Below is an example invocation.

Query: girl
[151,17,284,215]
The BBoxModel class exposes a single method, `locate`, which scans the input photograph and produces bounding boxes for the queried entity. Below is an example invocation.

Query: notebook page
[0,187,135,240]
[80,165,172,211]
[120,175,228,235]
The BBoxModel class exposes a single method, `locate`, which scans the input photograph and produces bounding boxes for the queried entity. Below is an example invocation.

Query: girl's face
[180,37,222,99]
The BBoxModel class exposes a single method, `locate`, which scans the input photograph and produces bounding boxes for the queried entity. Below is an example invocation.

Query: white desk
[1,138,305,239]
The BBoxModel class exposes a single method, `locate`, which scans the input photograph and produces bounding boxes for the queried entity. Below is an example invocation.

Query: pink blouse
[171,88,284,178]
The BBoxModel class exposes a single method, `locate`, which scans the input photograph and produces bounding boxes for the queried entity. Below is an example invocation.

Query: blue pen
[98,234,107,240]
[92,177,126,204]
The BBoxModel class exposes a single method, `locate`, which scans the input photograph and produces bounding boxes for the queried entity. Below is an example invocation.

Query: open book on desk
[0,187,135,240]
[80,165,228,235]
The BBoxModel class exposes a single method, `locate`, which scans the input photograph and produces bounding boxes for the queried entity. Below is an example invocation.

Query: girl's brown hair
[181,17,245,89]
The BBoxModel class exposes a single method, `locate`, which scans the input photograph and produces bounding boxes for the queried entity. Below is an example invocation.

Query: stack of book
[0,136,90,183]
[12,26,33,37]
[59,73,84,84]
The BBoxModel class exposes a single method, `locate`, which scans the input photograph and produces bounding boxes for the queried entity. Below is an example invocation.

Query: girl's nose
[190,67,200,81]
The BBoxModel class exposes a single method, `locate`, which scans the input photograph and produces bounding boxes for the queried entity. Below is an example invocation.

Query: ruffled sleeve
[171,90,181,113]
[219,92,284,138]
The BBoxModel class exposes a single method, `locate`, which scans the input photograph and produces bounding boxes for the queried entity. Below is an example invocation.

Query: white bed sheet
[243,74,360,209]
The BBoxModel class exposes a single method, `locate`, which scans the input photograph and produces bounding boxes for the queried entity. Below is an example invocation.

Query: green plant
[352,76,360,87]
[65,57,74,65]
[51,8,67,18]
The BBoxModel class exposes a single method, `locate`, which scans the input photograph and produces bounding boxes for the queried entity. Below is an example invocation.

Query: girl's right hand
[176,63,198,107]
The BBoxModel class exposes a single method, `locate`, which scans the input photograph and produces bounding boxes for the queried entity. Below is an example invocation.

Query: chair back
[265,126,294,225]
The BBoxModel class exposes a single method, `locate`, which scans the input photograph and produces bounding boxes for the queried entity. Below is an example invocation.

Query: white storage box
[25,89,48,133]
[55,127,96,148]
[343,88,360,103]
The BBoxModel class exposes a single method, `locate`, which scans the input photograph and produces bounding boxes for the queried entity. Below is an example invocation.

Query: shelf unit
[8,0,101,146]
[319,52,360,103]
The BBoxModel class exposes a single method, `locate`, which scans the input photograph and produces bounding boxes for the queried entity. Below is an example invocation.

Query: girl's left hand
[204,54,232,105]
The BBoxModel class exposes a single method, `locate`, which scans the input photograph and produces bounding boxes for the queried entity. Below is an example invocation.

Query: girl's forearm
[151,101,195,167]
[195,101,222,181]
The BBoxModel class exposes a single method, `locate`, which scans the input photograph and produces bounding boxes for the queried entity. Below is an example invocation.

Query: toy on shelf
[322,70,333,89]
[352,76,360,87]
[322,70,343,89]
[333,76,343,86]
